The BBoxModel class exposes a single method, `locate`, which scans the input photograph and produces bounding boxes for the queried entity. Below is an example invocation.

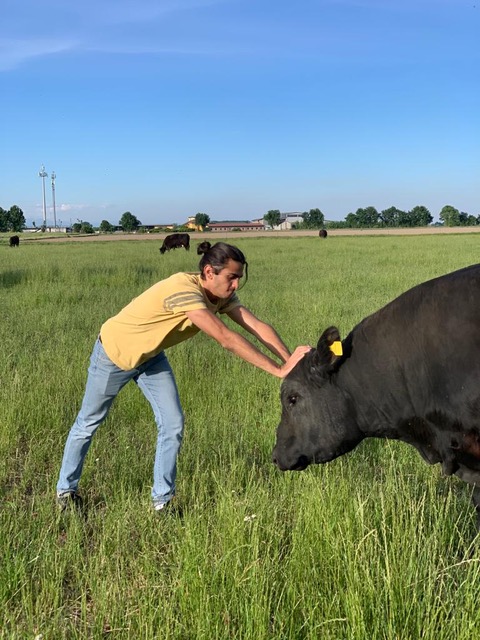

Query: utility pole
[39,165,48,228]
[51,171,57,229]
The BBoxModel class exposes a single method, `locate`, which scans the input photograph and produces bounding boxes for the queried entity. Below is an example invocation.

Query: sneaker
[153,500,183,518]
[56,491,83,512]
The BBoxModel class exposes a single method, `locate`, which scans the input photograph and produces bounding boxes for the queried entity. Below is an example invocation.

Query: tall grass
[1,234,480,638]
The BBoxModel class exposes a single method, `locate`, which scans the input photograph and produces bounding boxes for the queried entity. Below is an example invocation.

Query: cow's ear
[311,326,343,372]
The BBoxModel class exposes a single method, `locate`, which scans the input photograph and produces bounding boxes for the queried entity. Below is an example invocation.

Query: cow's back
[342,264,480,428]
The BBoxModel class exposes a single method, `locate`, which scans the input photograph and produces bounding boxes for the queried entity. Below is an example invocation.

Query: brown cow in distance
[9,235,20,247]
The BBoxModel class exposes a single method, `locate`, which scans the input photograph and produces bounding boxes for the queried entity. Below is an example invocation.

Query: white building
[263,212,304,230]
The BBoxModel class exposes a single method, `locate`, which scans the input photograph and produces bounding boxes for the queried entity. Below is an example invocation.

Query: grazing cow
[159,233,190,255]
[197,241,211,255]
[272,264,480,523]
[319,229,328,239]
[9,235,20,247]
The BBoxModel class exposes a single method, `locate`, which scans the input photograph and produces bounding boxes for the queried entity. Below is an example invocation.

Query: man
[56,242,310,512]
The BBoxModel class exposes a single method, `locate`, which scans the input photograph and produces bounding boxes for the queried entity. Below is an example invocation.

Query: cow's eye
[288,394,298,406]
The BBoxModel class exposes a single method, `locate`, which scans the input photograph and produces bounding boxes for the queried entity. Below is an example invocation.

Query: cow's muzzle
[272,450,310,471]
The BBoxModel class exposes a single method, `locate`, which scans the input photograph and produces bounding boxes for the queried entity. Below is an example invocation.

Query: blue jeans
[56,338,184,506]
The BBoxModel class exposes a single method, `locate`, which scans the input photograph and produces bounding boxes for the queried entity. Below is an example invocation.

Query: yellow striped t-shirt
[100,272,240,370]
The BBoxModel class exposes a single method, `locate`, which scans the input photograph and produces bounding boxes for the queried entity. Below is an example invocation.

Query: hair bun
[196,241,212,255]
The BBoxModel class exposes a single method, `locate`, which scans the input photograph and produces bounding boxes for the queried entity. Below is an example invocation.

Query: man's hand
[186,308,312,378]
[276,346,312,378]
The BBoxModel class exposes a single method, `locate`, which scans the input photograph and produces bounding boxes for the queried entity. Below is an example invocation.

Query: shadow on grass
[0,270,26,288]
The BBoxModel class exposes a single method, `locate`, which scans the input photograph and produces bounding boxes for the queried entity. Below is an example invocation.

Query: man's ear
[203,264,214,279]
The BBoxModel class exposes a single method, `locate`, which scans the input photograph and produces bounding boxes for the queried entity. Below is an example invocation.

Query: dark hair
[198,241,248,287]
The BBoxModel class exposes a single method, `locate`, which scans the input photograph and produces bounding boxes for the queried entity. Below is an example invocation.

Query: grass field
[1,234,480,639]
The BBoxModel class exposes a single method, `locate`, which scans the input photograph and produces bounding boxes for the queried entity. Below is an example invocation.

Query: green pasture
[1,234,480,639]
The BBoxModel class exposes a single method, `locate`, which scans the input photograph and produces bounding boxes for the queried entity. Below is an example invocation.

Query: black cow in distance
[159,233,190,254]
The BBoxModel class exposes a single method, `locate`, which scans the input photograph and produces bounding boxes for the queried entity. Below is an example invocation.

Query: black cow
[273,264,480,523]
[159,233,190,254]
[319,229,328,239]
[9,235,20,247]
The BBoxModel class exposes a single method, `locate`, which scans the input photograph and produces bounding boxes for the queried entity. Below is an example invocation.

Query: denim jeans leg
[56,339,134,495]
[135,351,184,506]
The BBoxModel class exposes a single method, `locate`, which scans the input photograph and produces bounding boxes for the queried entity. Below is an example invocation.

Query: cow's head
[272,326,364,471]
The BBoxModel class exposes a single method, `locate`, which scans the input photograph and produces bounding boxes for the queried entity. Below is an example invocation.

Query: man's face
[203,259,244,301]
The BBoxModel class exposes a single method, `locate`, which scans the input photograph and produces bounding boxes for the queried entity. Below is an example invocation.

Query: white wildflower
[243,514,257,522]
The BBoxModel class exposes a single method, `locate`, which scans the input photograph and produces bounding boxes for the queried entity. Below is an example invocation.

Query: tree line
[2,203,477,234]
[331,204,479,229]
[0,206,204,234]
[265,204,478,230]
[0,207,146,234]
[61,211,213,234]
[71,212,142,234]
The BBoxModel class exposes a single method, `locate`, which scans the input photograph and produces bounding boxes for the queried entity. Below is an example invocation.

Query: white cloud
[57,203,89,212]
[0,0,238,70]
[84,0,231,26]
[0,38,77,71]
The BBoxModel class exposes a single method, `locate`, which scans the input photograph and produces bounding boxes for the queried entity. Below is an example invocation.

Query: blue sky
[1,0,478,227]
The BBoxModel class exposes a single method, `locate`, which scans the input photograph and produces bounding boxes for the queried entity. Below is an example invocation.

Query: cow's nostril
[293,455,309,471]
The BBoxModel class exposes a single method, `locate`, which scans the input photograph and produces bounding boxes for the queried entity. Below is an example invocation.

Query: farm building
[208,221,265,232]
[270,212,304,230]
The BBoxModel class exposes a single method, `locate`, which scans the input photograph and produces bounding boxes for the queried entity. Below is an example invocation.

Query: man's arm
[226,305,292,362]
[185,308,310,378]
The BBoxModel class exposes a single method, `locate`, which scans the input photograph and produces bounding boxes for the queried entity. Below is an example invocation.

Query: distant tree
[379,206,402,227]
[397,209,414,227]
[99,219,114,233]
[72,222,82,233]
[439,205,460,227]
[119,211,141,231]
[326,220,348,229]
[409,205,433,227]
[195,212,210,231]
[8,205,26,232]
[458,211,477,226]
[345,212,359,228]
[355,206,379,227]
[302,208,325,229]
[80,221,95,234]
[0,207,8,232]
[264,209,281,229]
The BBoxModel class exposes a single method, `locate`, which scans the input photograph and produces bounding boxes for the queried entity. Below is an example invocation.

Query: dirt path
[16,225,480,243]
[14,225,480,243]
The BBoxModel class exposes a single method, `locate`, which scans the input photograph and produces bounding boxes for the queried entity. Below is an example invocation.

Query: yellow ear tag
[330,341,343,356]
